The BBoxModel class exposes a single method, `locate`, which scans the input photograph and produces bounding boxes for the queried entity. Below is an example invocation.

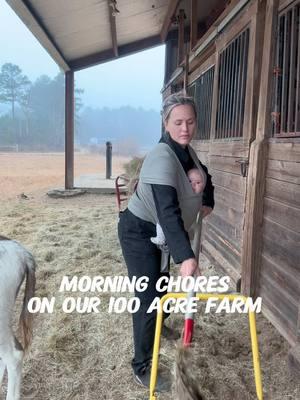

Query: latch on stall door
[235,159,249,177]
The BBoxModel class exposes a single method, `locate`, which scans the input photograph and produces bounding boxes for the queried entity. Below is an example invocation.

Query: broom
[175,211,204,400]
[182,211,202,347]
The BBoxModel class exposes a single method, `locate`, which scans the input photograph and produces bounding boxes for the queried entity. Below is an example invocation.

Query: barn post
[65,70,74,189]
[241,0,279,296]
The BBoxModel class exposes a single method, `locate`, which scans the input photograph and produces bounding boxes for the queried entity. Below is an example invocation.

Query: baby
[151,167,206,247]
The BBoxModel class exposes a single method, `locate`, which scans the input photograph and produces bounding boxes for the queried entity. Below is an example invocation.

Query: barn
[6,0,300,374]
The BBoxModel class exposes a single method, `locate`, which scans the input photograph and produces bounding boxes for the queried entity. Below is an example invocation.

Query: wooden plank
[202,239,241,282]
[279,0,297,11]
[212,194,244,227]
[267,159,300,185]
[268,140,300,162]
[189,52,215,84]
[7,0,70,71]
[108,0,118,57]
[265,177,300,208]
[210,155,241,175]
[183,54,189,93]
[211,171,245,194]
[206,219,242,257]
[177,9,185,66]
[260,293,298,345]
[208,212,242,243]
[191,141,209,152]
[160,0,181,42]
[241,0,279,297]
[65,71,74,189]
[264,197,299,233]
[244,5,266,141]
[260,268,299,312]
[209,140,249,157]
[261,253,300,301]
[214,185,244,211]
[190,0,197,50]
[262,218,300,277]
[70,35,161,71]
[205,227,241,271]
[215,1,256,51]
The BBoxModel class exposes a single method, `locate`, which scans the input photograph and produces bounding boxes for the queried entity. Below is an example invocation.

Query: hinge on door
[235,159,249,177]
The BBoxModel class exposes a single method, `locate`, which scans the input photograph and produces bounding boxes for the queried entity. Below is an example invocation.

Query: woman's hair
[162,92,197,123]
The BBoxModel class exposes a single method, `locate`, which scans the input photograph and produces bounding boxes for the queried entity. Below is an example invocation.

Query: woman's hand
[180,258,201,277]
[201,206,213,218]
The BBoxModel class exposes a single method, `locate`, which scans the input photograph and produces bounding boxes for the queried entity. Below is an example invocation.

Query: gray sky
[0,0,165,111]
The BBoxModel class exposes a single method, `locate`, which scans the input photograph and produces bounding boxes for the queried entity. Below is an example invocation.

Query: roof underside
[6,0,222,71]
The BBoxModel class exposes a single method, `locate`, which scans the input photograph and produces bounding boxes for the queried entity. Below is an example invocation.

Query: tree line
[0,63,83,150]
[0,62,161,153]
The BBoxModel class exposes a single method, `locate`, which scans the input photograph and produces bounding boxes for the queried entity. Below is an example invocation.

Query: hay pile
[0,193,299,400]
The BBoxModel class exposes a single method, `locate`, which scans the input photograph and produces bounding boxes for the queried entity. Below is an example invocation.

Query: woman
[118,93,214,391]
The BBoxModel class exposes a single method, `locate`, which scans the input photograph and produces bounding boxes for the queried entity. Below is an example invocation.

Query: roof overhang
[6,0,224,71]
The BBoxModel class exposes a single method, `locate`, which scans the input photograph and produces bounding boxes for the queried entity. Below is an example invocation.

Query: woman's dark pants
[118,209,169,375]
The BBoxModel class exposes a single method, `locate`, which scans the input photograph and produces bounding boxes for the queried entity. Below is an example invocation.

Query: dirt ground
[0,152,130,200]
[0,153,300,400]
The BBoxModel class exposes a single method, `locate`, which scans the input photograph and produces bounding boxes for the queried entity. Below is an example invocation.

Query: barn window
[188,66,215,140]
[272,2,300,137]
[216,29,250,139]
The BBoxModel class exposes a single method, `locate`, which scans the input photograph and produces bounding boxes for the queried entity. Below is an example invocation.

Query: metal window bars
[216,28,250,139]
[273,2,300,137]
[192,66,215,140]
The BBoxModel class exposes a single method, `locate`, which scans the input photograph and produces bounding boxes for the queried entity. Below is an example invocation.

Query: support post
[65,70,74,189]
[241,0,279,296]
[106,141,112,179]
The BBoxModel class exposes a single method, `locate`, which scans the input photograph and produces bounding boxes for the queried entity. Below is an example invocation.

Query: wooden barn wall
[161,0,300,348]
[199,141,248,283]
[258,138,300,345]
[188,0,261,284]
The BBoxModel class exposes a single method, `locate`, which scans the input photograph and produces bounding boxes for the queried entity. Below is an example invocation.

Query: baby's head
[188,168,205,194]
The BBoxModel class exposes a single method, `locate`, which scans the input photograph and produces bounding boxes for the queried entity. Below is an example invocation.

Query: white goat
[0,236,36,400]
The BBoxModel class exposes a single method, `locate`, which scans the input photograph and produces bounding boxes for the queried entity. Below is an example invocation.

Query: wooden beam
[160,0,181,42]
[190,0,198,50]
[107,0,118,57]
[177,9,185,66]
[183,54,189,93]
[241,0,279,297]
[65,71,74,190]
[6,0,70,71]
[69,35,161,71]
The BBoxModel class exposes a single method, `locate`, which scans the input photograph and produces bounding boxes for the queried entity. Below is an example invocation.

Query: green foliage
[0,63,31,119]
[0,64,84,150]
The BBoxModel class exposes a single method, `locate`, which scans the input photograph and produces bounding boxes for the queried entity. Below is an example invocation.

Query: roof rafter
[160,0,181,42]
[69,35,161,71]
[6,0,70,71]
[107,0,118,57]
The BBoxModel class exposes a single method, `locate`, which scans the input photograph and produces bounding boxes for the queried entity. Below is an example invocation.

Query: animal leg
[0,357,6,386]
[4,338,23,400]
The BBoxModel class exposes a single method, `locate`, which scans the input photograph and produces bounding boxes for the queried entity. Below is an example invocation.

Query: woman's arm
[151,184,194,264]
